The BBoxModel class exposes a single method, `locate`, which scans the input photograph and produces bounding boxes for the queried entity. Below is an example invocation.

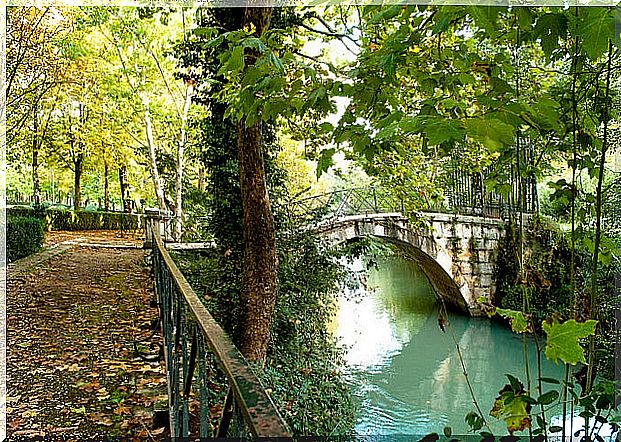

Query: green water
[333,256,565,436]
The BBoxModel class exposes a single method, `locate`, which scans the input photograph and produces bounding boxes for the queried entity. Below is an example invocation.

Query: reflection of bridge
[289,187,512,317]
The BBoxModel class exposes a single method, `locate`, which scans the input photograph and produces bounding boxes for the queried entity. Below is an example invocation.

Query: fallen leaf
[113,405,131,416]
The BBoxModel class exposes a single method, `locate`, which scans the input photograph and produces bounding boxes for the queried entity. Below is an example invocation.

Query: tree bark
[142,95,168,212]
[104,160,109,212]
[73,153,83,211]
[175,84,194,241]
[237,7,276,363]
[198,165,205,191]
[119,165,128,212]
[32,105,41,206]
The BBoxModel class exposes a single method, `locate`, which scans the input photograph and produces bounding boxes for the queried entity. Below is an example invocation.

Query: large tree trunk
[237,7,275,363]
[142,96,167,212]
[119,165,128,212]
[104,160,109,212]
[174,84,194,241]
[73,153,83,211]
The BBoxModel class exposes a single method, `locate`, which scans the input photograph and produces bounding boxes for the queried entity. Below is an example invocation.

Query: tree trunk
[32,103,41,206]
[104,160,109,212]
[198,165,205,191]
[142,95,167,212]
[74,153,83,211]
[32,136,40,206]
[237,6,275,363]
[175,84,194,241]
[119,165,128,212]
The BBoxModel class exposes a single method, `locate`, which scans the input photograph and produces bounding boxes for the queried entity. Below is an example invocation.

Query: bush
[7,216,45,262]
[45,209,142,231]
[6,207,143,232]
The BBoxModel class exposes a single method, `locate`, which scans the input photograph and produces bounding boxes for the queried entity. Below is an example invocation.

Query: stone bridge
[289,187,516,316]
[315,212,504,316]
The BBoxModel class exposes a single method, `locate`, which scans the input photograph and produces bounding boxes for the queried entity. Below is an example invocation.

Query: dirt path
[7,232,169,440]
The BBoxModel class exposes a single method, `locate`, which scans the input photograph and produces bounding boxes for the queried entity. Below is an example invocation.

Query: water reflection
[334,256,565,436]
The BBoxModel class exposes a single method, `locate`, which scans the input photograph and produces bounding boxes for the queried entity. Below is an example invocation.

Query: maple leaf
[542,319,597,365]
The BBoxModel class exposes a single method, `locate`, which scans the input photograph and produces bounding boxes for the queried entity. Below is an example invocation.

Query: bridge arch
[314,212,505,316]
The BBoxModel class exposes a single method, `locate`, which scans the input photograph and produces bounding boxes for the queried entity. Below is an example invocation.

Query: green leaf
[465,411,484,431]
[468,6,502,37]
[243,37,267,52]
[433,12,453,34]
[539,377,561,384]
[267,52,284,74]
[443,426,452,437]
[577,8,614,61]
[228,45,245,73]
[317,148,335,177]
[529,97,562,131]
[318,122,334,134]
[538,390,559,406]
[496,308,529,333]
[464,118,515,152]
[369,4,402,24]
[505,374,524,393]
[421,118,465,146]
[399,116,422,133]
[533,13,568,60]
[542,319,598,365]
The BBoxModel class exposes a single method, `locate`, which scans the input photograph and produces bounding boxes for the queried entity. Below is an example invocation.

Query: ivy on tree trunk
[237,7,277,363]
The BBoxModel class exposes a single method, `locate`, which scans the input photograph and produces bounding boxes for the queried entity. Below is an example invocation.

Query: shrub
[7,216,45,262]
[6,207,142,232]
[45,209,142,231]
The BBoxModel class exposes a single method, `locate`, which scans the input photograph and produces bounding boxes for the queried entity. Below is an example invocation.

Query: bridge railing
[149,220,290,439]
[288,185,535,224]
[288,187,404,223]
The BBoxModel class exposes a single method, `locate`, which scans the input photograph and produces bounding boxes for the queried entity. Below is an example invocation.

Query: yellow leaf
[113,405,131,416]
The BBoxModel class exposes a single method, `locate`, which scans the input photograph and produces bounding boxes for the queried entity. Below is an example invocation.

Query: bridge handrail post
[148,220,290,438]
[373,187,378,213]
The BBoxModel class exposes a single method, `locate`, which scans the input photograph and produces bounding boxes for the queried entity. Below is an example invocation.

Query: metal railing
[287,187,402,223]
[150,220,290,438]
[288,184,537,225]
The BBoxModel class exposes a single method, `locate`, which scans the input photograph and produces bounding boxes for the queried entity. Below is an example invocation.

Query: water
[333,256,566,436]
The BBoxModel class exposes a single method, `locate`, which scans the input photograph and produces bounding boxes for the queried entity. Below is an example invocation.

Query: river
[333,256,566,436]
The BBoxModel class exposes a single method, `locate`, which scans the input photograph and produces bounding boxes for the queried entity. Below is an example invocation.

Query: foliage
[173,230,356,436]
[174,9,355,430]
[179,186,211,242]
[259,232,355,435]
[45,209,142,231]
[493,217,574,326]
[7,207,142,232]
[489,377,532,435]
[7,216,45,262]
[542,318,597,365]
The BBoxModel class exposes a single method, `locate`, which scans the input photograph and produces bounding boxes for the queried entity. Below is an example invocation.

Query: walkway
[7,231,168,440]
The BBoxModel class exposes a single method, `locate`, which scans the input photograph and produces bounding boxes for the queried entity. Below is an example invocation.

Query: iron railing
[288,182,537,225]
[288,187,402,222]
[150,220,290,438]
